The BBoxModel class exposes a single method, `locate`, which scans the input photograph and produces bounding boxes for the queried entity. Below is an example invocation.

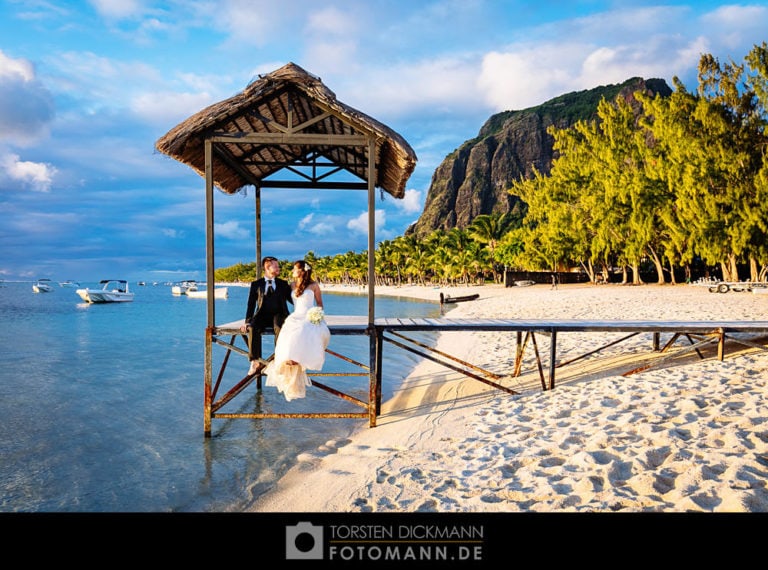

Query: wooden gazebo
[155,62,417,434]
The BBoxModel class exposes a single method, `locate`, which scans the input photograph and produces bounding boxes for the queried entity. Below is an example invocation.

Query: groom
[240,256,293,376]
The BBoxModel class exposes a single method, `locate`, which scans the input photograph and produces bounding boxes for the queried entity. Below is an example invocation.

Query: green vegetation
[510,42,768,284]
[217,44,768,286]
[214,213,521,286]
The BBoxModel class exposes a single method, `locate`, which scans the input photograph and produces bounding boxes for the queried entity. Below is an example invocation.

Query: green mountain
[406,77,672,236]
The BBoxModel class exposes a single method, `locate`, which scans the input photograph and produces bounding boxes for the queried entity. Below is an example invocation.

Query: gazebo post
[367,136,377,426]
[255,184,262,278]
[254,184,263,386]
[204,139,214,436]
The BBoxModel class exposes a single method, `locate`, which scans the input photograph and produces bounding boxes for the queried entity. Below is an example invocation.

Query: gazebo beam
[211,133,368,146]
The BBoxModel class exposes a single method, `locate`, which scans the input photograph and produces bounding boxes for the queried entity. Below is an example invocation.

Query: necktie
[266,280,274,295]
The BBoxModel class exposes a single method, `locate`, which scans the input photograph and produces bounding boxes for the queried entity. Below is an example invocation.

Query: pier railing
[202,316,768,436]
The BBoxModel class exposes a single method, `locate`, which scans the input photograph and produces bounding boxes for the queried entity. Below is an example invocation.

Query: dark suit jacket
[244,277,293,332]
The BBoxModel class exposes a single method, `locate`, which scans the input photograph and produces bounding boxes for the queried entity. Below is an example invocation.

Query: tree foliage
[509,43,768,283]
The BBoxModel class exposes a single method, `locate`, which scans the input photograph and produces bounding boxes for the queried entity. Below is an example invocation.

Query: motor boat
[76,280,135,303]
[186,287,229,299]
[59,280,80,288]
[33,279,54,293]
[171,280,198,295]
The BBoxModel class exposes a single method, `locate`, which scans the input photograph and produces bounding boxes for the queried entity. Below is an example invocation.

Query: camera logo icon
[286,522,324,560]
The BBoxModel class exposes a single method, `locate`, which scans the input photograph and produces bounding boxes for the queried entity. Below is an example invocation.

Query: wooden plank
[221,317,768,336]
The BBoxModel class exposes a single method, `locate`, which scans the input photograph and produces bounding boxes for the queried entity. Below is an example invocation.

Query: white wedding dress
[264,288,331,401]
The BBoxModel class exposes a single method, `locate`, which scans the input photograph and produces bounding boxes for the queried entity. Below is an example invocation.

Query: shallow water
[0,281,439,512]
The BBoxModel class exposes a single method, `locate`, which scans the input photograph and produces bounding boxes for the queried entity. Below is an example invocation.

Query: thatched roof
[155,62,417,199]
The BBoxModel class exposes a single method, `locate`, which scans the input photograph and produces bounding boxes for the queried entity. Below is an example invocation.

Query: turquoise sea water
[0,281,439,512]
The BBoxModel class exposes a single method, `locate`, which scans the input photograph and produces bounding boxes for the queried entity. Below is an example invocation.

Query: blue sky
[1,1,767,282]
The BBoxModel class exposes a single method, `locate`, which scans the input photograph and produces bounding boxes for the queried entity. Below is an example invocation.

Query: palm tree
[392,235,421,284]
[467,213,514,283]
[430,245,453,285]
[375,240,397,285]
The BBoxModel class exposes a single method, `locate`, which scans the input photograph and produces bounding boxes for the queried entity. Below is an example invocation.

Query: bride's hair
[293,260,313,297]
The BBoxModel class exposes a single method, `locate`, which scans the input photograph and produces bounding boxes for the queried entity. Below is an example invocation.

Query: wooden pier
[204,315,768,435]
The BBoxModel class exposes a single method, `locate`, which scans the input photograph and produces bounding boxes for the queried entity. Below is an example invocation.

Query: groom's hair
[261,256,278,267]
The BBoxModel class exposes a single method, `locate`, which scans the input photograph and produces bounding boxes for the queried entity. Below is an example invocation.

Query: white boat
[186,287,229,299]
[59,280,80,288]
[76,280,135,303]
[171,280,198,295]
[33,279,54,293]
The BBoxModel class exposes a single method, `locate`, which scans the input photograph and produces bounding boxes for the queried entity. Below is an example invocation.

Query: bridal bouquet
[307,307,325,325]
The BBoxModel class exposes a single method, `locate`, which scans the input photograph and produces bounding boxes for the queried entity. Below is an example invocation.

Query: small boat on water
[76,280,135,303]
[59,280,80,288]
[33,279,54,293]
[186,287,229,299]
[171,280,198,295]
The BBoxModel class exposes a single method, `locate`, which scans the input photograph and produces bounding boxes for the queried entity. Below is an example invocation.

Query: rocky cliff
[406,77,672,236]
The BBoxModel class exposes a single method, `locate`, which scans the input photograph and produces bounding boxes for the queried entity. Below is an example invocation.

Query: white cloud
[478,35,698,111]
[306,6,356,35]
[703,4,767,27]
[0,50,35,81]
[394,188,423,214]
[89,0,143,20]
[0,152,56,192]
[475,4,768,112]
[131,90,215,124]
[51,52,161,103]
[304,40,360,74]
[347,209,386,234]
[214,220,250,240]
[298,213,336,235]
[337,56,483,118]
[479,48,572,110]
[301,6,362,73]
[0,51,55,145]
[298,213,314,230]
[701,5,768,50]
[201,0,305,48]
[308,222,335,236]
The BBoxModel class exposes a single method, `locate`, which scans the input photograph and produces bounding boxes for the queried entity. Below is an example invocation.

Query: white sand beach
[248,281,768,513]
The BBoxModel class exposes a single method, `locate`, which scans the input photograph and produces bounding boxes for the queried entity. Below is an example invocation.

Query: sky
[1,1,767,283]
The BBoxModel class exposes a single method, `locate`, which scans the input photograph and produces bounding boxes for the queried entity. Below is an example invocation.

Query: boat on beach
[439,292,480,304]
[33,279,54,293]
[76,280,135,303]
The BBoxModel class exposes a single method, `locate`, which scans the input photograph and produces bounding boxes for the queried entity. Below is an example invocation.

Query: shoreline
[247,282,768,512]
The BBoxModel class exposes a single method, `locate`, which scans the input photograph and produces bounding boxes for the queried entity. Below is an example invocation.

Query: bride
[264,260,330,401]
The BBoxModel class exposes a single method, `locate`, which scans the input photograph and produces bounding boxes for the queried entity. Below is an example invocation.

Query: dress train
[264,288,330,401]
